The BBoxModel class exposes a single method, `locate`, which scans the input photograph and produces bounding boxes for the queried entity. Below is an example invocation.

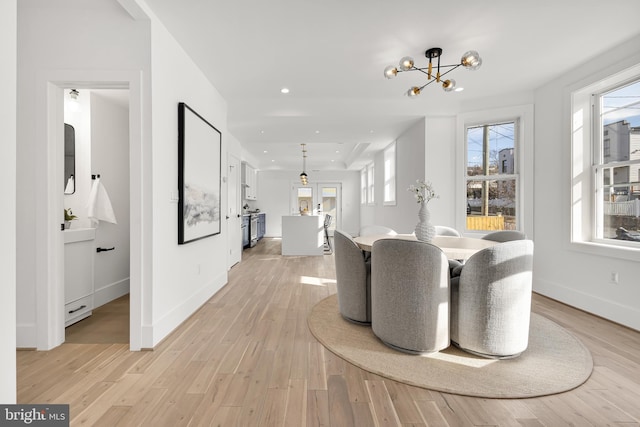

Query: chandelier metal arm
[397,63,462,75]
[416,64,461,90]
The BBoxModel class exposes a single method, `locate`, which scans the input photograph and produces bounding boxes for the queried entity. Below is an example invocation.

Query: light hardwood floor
[17,238,640,426]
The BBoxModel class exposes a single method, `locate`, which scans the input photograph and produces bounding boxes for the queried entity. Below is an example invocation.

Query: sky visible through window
[467,122,515,172]
[603,80,640,127]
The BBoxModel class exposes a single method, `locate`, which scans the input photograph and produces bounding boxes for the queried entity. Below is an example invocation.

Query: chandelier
[300,143,308,185]
[384,47,482,97]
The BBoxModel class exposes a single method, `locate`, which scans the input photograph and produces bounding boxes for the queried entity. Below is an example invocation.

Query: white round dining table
[352,234,498,261]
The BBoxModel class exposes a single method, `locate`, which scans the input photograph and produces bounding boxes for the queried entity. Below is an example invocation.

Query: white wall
[425,117,457,229]
[0,0,17,404]
[17,0,238,350]
[256,170,360,237]
[90,91,131,306]
[17,0,152,349]
[144,3,231,347]
[360,119,426,234]
[533,34,640,331]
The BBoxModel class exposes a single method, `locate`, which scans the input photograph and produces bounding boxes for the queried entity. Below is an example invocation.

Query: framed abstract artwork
[178,102,222,244]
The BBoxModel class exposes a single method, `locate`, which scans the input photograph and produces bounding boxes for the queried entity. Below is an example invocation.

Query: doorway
[36,70,144,351]
[291,182,342,235]
[227,154,242,269]
[62,88,131,345]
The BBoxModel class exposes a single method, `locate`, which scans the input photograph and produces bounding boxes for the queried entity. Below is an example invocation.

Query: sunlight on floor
[424,350,498,368]
[300,275,336,287]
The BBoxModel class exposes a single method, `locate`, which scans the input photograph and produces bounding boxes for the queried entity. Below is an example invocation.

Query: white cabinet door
[242,162,258,200]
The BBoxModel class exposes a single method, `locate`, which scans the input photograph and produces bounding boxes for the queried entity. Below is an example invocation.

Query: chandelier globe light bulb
[407,86,421,97]
[461,50,482,69]
[384,65,398,79]
[398,56,414,71]
[442,79,456,92]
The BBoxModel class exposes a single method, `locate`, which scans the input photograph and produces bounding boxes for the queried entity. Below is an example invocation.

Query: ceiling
[143,0,640,172]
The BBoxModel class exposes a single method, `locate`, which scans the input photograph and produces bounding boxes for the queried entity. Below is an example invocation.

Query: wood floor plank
[284,378,307,427]
[15,238,640,427]
[327,375,356,426]
[306,390,330,427]
[384,381,426,425]
[113,387,167,427]
[366,379,402,427]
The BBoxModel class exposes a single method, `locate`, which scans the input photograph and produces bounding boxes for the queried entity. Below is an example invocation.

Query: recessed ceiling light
[331,159,335,162]
[315,130,320,134]
[280,88,290,94]
[260,130,265,134]
[335,150,340,154]
[271,159,275,162]
[454,87,464,92]
[263,150,268,153]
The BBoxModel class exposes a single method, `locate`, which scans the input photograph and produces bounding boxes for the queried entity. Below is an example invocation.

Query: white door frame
[227,154,242,269]
[290,181,342,233]
[38,70,145,350]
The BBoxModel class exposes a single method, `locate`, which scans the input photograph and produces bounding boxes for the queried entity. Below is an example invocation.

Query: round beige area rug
[308,294,593,399]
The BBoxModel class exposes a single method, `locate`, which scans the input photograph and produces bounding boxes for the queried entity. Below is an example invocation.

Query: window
[465,121,519,231]
[594,79,640,243]
[297,186,313,214]
[383,142,396,205]
[571,63,640,255]
[360,168,367,205]
[367,163,375,205]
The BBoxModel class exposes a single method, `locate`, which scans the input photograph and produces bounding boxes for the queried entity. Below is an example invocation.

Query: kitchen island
[281,215,324,256]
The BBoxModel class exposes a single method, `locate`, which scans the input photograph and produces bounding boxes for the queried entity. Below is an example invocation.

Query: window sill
[569,240,640,262]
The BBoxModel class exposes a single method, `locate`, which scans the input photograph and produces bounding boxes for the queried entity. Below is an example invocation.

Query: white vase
[414,202,436,242]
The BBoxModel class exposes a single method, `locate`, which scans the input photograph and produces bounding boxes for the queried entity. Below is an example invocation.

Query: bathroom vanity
[64,227,95,326]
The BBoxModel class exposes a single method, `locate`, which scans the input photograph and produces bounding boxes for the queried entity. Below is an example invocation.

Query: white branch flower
[407,179,439,204]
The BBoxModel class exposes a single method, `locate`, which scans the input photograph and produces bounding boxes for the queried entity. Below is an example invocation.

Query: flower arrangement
[64,208,78,221]
[408,179,439,204]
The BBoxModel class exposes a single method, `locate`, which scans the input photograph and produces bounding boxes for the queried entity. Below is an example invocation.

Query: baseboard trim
[94,278,130,309]
[16,323,37,349]
[534,278,640,331]
[140,271,227,349]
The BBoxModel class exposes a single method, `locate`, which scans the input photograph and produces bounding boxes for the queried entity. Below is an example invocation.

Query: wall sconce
[68,89,80,112]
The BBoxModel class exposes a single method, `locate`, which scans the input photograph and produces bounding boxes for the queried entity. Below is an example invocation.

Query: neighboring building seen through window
[597,80,640,243]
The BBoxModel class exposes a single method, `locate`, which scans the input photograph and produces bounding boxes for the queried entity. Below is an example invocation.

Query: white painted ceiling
[144,0,640,172]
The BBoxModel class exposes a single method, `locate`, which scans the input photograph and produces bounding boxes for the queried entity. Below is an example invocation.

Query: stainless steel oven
[249,213,259,247]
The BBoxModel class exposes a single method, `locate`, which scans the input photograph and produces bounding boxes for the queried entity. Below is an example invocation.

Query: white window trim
[569,62,640,261]
[367,162,375,206]
[456,105,534,238]
[360,168,367,205]
[383,141,397,206]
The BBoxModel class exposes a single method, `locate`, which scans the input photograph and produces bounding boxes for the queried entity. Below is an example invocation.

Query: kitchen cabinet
[242,215,250,248]
[242,162,258,200]
[257,213,266,240]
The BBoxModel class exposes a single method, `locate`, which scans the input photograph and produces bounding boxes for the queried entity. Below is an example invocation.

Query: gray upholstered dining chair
[334,230,371,324]
[371,238,450,354]
[450,239,534,358]
[434,225,462,237]
[481,230,526,242]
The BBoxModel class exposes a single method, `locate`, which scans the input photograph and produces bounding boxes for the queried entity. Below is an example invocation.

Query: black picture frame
[178,102,222,244]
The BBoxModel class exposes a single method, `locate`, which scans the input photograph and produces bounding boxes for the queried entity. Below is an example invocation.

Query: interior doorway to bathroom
[62,88,131,345]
